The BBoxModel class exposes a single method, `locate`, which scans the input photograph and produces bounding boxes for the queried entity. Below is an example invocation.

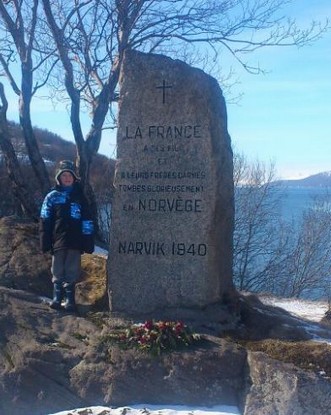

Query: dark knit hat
[55,160,79,184]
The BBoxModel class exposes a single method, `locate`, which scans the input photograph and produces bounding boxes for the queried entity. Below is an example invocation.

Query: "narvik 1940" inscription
[118,241,207,256]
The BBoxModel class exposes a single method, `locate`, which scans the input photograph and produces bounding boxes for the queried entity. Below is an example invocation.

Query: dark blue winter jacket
[39,182,94,254]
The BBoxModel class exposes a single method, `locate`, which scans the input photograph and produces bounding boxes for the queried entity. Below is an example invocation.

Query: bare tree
[233,152,287,291]
[0,0,51,206]
[274,196,331,299]
[0,83,37,218]
[0,0,329,223]
[39,0,328,202]
[234,154,331,299]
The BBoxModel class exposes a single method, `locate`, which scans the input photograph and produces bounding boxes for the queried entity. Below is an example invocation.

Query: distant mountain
[274,171,331,188]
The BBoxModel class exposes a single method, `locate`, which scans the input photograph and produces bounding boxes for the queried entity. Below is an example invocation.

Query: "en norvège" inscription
[138,198,202,212]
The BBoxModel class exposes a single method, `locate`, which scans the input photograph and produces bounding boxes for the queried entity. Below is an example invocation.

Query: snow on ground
[259,295,329,322]
[93,245,108,257]
[254,294,331,344]
[47,296,330,415]
[48,404,241,415]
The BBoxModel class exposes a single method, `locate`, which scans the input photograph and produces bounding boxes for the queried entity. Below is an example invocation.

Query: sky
[2,1,331,180]
[47,294,330,415]
[226,1,331,179]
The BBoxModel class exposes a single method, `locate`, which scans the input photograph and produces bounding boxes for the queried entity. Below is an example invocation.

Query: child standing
[39,160,94,311]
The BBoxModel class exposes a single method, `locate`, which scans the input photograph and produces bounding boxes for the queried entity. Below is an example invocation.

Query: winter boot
[50,282,64,310]
[63,282,76,312]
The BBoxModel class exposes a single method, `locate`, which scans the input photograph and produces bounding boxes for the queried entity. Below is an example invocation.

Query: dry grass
[77,254,108,310]
[239,339,331,379]
[223,294,331,380]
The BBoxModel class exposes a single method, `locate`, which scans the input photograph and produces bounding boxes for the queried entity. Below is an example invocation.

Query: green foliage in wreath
[103,320,201,355]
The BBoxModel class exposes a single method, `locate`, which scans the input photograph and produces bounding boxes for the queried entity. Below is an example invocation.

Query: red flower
[108,319,200,354]
[156,321,166,330]
[144,320,154,331]
[175,321,185,334]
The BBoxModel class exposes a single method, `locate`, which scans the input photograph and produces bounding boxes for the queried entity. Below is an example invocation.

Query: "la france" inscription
[123,124,202,140]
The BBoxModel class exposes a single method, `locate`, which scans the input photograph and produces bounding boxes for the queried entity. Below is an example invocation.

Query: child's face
[59,171,75,187]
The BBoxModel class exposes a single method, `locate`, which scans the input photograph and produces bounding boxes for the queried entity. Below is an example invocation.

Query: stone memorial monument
[108,50,234,316]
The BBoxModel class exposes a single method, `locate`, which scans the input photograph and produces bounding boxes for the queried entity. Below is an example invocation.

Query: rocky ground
[0,216,330,415]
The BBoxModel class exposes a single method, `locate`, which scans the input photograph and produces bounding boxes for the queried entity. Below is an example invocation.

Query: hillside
[0,122,115,216]
[274,171,331,188]
[2,121,115,177]
[0,121,115,171]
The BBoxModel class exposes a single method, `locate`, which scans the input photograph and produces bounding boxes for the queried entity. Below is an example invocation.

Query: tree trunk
[19,61,51,196]
[75,63,121,238]
[0,83,38,219]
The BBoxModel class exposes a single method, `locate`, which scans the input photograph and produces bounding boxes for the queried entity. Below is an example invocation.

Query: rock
[236,294,311,341]
[0,216,52,296]
[0,284,331,415]
[109,50,235,316]
[0,216,108,312]
[321,310,331,328]
[0,217,331,415]
[71,336,247,407]
[0,287,99,415]
[244,351,331,415]
[0,286,246,414]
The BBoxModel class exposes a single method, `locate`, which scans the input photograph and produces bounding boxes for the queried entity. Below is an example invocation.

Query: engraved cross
[156,80,172,104]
